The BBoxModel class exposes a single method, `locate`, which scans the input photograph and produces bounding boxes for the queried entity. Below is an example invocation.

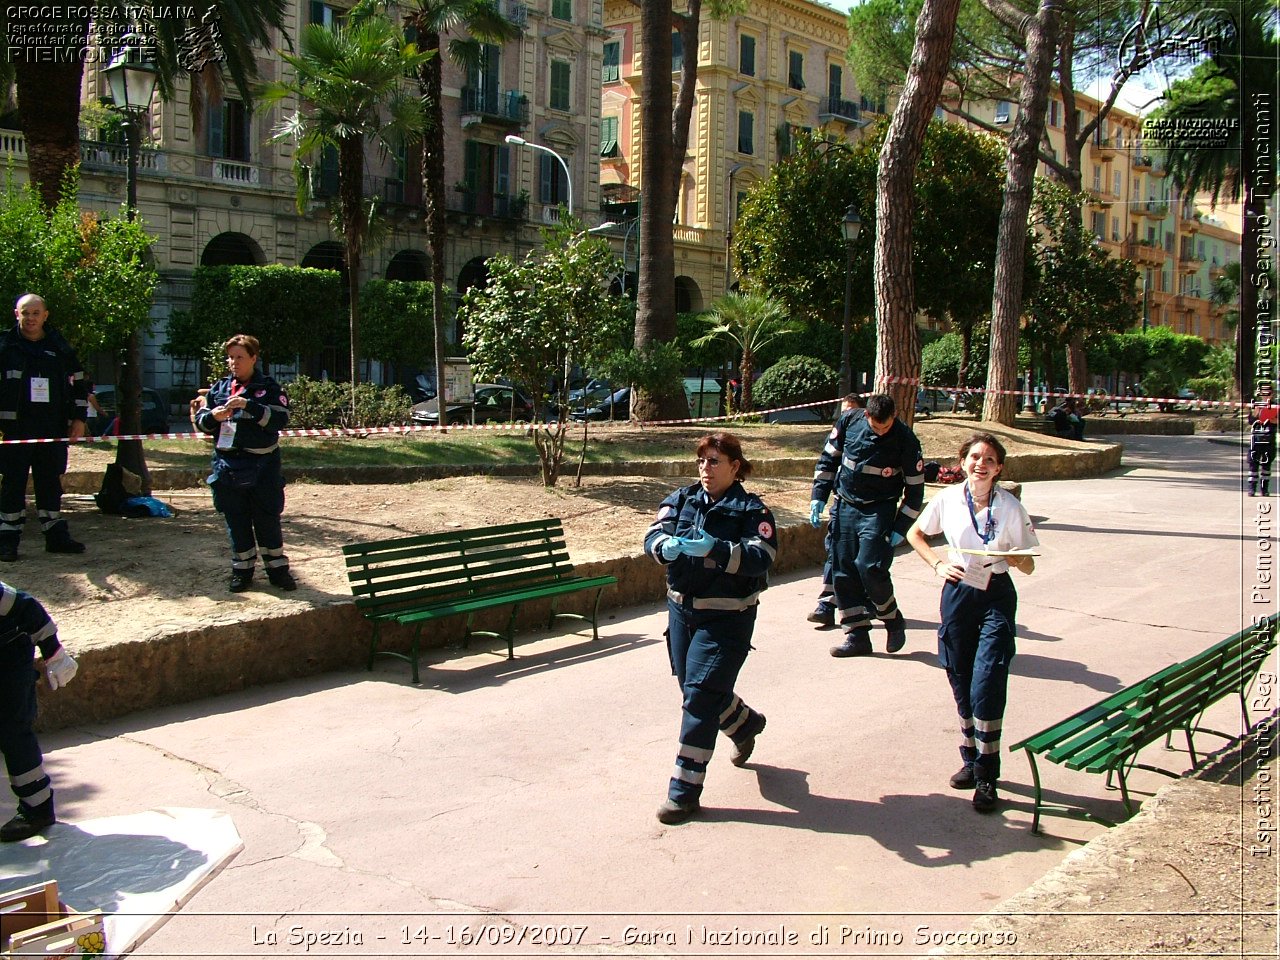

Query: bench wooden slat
[1011,612,1278,833]
[345,518,617,682]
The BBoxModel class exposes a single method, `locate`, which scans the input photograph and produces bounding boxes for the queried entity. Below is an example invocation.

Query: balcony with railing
[1178,251,1206,272]
[313,172,423,209]
[1132,154,1153,172]
[78,139,167,174]
[1142,199,1169,219]
[818,96,861,124]
[1124,238,1166,266]
[859,95,887,115]
[460,88,529,128]
[1090,135,1119,160]
[450,188,527,221]
[501,0,528,28]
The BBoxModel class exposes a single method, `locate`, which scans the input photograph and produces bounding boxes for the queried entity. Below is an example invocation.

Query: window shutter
[208,96,224,157]
[603,42,619,82]
[496,145,510,195]
[672,32,682,72]
[464,140,479,192]
[828,64,842,100]
[740,35,754,75]
[540,154,553,203]
[310,1,325,25]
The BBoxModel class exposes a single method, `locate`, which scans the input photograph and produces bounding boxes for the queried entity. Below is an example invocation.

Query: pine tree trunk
[983,0,1061,425]
[874,0,962,423]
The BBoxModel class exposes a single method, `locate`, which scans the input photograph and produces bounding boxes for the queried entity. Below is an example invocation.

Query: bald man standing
[0,295,89,561]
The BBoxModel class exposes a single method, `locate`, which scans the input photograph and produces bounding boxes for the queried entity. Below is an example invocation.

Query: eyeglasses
[696,456,722,467]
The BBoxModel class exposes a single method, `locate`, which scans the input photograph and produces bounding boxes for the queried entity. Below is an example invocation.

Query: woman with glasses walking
[643,432,778,825]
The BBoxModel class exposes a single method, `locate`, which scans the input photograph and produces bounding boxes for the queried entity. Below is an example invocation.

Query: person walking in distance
[905,433,1038,813]
[644,433,777,825]
[810,393,924,656]
[809,394,864,628]
[0,294,89,562]
[194,335,296,593]
[0,580,78,841]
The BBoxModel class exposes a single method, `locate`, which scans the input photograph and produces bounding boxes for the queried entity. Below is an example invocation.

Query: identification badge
[959,557,993,591]
[29,377,49,403]
[216,420,238,450]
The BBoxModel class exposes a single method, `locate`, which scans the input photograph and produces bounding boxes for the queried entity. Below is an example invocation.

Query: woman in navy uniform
[644,433,777,824]
[906,433,1038,813]
[195,335,296,593]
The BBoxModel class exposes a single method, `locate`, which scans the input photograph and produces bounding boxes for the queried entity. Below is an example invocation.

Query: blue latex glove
[660,537,683,561]
[809,500,824,528]
[889,532,905,547]
[682,530,716,557]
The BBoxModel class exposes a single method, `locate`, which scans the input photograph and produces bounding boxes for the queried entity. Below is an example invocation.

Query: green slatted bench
[343,519,617,683]
[1009,612,1279,833]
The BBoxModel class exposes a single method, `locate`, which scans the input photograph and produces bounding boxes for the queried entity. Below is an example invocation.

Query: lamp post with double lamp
[839,205,862,395]
[505,134,572,218]
[103,32,158,489]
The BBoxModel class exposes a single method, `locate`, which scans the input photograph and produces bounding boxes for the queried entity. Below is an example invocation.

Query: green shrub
[286,376,412,429]
[753,355,839,411]
[922,332,987,387]
[1185,376,1228,401]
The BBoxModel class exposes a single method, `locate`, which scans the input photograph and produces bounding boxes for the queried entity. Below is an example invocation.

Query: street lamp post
[621,217,639,298]
[505,134,572,218]
[839,205,862,395]
[104,33,158,490]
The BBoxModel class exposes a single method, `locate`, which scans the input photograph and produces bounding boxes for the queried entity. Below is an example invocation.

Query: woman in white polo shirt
[906,433,1038,814]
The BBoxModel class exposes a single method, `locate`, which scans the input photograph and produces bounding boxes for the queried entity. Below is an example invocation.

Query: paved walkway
[7,434,1268,958]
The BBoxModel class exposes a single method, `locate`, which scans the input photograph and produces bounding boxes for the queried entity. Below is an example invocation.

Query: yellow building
[950,89,1239,346]
[1,1,608,390]
[600,0,870,311]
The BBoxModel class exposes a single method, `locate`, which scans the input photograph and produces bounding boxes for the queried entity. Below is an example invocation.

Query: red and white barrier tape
[0,383,1258,445]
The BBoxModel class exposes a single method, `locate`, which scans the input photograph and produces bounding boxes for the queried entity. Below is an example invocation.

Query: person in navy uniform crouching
[644,433,777,825]
[1,580,78,842]
[195,335,296,593]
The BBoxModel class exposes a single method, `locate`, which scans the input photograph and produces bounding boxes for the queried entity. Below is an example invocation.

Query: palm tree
[3,3,289,210]
[1147,0,1276,402]
[693,292,800,413]
[261,15,428,405]
[397,0,519,421]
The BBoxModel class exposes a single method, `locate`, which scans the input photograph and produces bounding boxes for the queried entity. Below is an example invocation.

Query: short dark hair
[842,393,864,408]
[223,334,261,358]
[696,432,752,478]
[865,393,895,422]
[959,432,1007,464]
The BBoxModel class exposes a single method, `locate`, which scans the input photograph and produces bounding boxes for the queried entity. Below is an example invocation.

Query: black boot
[267,568,297,592]
[44,521,85,554]
[0,534,17,562]
[1,800,55,842]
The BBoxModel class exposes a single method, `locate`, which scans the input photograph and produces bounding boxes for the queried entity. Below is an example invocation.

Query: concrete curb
[59,444,1123,494]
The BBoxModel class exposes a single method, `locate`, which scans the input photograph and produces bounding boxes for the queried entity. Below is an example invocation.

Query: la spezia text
[249,922,1018,952]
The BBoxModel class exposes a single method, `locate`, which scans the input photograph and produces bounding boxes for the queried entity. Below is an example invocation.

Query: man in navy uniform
[0,294,90,562]
[809,393,864,628]
[810,393,924,656]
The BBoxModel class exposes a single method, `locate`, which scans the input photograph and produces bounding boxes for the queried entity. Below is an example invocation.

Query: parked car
[571,387,632,421]
[89,385,170,435]
[915,388,953,416]
[410,383,535,426]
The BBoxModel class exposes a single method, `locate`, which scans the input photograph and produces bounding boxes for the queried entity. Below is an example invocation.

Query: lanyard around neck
[965,485,997,545]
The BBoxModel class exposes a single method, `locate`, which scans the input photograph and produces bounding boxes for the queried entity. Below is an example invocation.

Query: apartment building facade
[960,91,1239,346]
[1,0,607,391]
[599,0,873,311]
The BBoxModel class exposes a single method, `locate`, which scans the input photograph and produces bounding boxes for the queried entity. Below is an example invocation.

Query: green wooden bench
[1009,612,1279,833]
[343,519,617,683]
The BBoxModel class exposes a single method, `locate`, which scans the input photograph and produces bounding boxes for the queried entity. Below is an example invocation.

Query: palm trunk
[874,0,961,423]
[339,135,366,405]
[12,14,87,210]
[983,0,1061,425]
[419,35,451,427]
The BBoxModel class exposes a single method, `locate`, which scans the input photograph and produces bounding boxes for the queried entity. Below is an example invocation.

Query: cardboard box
[0,882,105,958]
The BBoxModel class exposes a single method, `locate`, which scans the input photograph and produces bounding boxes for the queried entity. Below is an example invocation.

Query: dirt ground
[6,420,1270,954]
